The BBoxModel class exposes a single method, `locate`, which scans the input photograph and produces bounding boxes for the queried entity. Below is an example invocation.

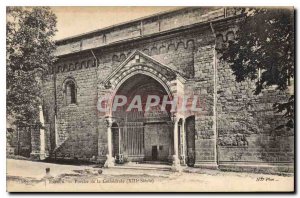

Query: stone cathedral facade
[31,7,294,172]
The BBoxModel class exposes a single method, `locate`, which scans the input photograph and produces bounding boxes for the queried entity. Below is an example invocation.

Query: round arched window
[65,79,77,105]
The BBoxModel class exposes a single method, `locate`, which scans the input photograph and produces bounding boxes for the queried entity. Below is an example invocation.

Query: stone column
[171,118,182,171]
[30,105,46,160]
[181,119,186,165]
[118,128,121,155]
[104,117,115,168]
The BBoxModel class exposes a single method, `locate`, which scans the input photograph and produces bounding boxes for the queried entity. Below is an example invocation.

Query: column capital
[105,116,114,128]
[172,112,187,123]
[175,117,184,124]
[170,112,180,124]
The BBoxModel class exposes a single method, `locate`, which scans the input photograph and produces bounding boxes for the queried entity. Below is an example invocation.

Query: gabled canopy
[102,50,181,89]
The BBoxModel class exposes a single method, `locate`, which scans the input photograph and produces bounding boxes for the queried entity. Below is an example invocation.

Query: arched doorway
[111,74,173,163]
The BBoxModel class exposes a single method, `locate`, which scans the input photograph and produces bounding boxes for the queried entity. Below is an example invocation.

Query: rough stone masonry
[32,7,294,173]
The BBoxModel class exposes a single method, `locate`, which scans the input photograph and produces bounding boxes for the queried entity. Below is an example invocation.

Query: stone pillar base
[180,155,186,165]
[104,155,115,168]
[171,164,183,172]
[30,152,46,160]
[171,155,183,172]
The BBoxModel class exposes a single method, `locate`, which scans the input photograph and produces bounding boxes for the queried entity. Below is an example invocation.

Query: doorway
[111,74,173,163]
[152,146,158,161]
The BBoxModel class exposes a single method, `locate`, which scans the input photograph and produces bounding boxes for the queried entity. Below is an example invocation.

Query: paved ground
[6,159,294,192]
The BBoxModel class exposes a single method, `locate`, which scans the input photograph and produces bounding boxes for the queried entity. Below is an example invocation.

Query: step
[139,161,171,165]
[112,163,172,171]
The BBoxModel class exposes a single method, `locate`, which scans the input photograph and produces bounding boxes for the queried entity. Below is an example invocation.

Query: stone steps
[139,161,171,165]
[113,163,172,171]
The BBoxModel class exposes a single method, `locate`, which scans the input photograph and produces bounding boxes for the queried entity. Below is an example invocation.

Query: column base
[171,155,183,172]
[180,155,186,165]
[104,155,115,168]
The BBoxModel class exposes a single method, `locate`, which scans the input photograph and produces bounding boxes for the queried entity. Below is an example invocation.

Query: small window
[65,80,77,105]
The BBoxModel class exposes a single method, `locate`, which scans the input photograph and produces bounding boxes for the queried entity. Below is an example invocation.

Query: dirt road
[6,159,294,192]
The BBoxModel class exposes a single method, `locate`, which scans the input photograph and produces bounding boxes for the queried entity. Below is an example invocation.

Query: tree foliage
[219,8,294,129]
[7,7,57,126]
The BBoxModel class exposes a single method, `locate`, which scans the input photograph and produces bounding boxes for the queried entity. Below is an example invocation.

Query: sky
[51,7,179,40]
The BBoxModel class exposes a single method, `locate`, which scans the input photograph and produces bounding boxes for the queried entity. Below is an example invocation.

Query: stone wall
[215,28,294,165]
[49,62,99,161]
[42,7,294,170]
[50,25,210,162]
[54,7,227,56]
[144,123,172,161]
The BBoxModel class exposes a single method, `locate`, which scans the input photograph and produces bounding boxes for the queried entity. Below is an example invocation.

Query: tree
[219,8,294,129]
[7,7,57,127]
